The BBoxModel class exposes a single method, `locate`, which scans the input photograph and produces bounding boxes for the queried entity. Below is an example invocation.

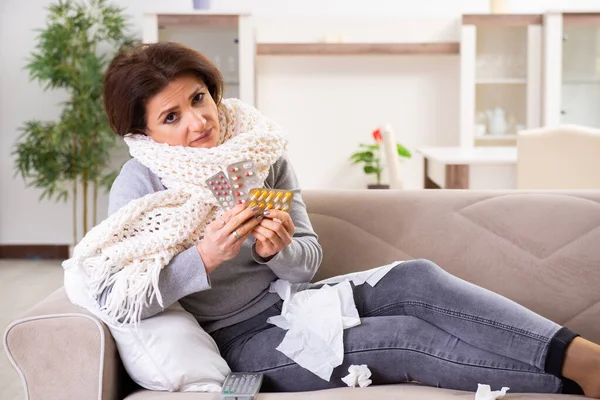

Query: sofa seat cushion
[125,384,584,399]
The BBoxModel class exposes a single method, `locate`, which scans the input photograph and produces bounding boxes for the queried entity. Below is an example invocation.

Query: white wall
[257,54,460,189]
[2,0,600,245]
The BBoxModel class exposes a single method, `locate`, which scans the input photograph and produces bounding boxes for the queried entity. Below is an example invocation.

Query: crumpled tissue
[341,365,372,388]
[315,262,401,287]
[268,279,360,381]
[267,262,403,381]
[475,384,510,400]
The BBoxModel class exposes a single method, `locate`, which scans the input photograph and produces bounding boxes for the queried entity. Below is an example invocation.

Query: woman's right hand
[196,203,264,273]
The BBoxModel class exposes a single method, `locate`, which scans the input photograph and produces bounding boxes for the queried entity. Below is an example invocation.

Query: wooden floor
[0,260,64,400]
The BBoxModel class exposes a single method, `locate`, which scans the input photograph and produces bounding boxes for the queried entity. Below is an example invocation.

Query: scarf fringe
[100,258,164,326]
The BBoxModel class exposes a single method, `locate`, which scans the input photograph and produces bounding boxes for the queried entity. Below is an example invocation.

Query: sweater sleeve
[99,159,211,320]
[251,155,323,283]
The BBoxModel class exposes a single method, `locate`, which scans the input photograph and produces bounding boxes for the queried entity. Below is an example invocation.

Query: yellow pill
[249,190,260,201]
[282,204,290,212]
[274,203,282,210]
[258,190,268,201]
[274,192,283,202]
[265,203,274,210]
[258,202,267,210]
[283,192,292,202]
[249,201,258,208]
[266,192,276,202]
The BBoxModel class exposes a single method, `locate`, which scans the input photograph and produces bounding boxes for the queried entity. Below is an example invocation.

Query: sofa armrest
[3,287,122,400]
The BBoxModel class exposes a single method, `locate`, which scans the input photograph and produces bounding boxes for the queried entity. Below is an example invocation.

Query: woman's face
[144,74,220,148]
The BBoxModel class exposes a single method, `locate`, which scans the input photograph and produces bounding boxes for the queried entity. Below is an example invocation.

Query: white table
[417,147,517,189]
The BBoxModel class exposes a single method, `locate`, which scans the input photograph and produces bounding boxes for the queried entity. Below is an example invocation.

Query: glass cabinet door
[474,24,529,146]
[461,15,543,147]
[561,22,600,128]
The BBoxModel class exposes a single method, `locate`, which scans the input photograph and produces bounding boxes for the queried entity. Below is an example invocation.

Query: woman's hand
[252,209,296,259]
[196,203,263,273]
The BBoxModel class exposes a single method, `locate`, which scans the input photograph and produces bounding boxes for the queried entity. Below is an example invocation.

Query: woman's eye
[165,112,177,124]
[193,93,204,103]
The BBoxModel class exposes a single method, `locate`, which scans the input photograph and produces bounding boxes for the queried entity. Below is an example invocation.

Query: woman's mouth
[192,128,212,144]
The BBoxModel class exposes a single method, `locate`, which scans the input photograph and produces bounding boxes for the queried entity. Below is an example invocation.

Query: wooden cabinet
[142,12,256,105]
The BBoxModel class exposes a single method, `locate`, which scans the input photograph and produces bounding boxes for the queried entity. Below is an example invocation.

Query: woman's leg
[352,259,599,394]
[211,303,563,392]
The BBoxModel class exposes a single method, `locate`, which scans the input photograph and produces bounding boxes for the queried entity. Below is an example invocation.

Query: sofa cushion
[124,384,585,399]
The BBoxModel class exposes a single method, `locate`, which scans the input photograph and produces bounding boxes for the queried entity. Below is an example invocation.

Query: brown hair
[103,42,224,136]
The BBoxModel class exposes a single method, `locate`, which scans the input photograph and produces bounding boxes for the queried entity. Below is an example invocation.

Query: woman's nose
[188,109,207,131]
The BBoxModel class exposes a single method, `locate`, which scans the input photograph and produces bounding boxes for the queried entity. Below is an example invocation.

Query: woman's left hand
[252,209,296,259]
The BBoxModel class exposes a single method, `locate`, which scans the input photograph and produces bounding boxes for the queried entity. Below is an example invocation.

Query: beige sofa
[5,189,600,399]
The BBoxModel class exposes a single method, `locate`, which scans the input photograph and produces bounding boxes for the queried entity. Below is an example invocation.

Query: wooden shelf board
[463,14,543,26]
[564,12,600,25]
[158,14,239,29]
[476,79,527,84]
[256,42,460,55]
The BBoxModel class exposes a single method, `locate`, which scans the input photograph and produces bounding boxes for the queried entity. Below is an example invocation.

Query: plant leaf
[397,143,412,158]
[364,165,380,174]
[360,144,379,151]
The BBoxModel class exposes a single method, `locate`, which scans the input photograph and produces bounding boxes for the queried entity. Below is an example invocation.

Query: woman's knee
[391,258,446,282]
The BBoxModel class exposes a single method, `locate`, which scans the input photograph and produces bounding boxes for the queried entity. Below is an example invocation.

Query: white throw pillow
[64,269,230,392]
[109,302,231,392]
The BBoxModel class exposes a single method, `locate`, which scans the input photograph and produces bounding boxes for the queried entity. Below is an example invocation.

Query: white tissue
[267,263,402,381]
[475,384,510,400]
[341,365,372,388]
[316,262,402,287]
[268,280,360,381]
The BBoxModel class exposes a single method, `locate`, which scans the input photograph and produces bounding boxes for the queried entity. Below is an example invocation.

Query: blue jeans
[210,259,581,393]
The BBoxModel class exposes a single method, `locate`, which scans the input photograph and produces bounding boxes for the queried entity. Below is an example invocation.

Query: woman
[97,42,600,395]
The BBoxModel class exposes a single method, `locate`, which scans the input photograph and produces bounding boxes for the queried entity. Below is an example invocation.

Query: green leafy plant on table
[350,128,412,188]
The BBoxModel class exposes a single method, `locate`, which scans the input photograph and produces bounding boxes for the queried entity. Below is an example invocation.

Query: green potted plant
[13,0,136,245]
[350,128,412,189]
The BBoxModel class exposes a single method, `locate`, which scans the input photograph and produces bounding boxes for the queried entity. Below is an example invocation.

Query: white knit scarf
[62,98,288,325]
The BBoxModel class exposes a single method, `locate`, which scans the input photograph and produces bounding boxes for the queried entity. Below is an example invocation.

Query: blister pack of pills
[205,171,235,210]
[226,160,260,206]
[247,188,294,213]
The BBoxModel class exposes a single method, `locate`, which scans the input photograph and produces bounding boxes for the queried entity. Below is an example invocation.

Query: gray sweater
[105,155,322,333]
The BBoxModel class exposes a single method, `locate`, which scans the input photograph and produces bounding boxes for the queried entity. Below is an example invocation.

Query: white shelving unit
[460,15,543,147]
[142,12,256,105]
[543,12,600,129]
